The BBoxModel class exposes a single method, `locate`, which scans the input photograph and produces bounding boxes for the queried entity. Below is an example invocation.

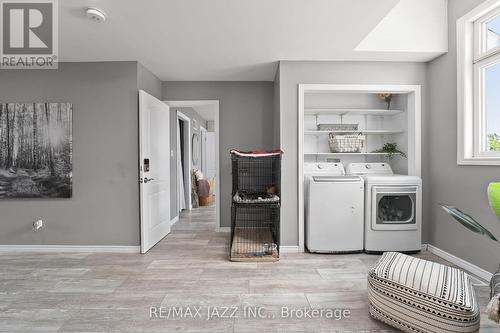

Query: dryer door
[371,186,418,230]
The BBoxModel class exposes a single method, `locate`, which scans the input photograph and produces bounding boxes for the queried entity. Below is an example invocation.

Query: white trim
[277,64,284,255]
[457,0,500,165]
[280,246,299,253]
[214,102,221,232]
[170,216,179,226]
[177,110,192,210]
[298,85,305,253]
[474,53,500,158]
[425,244,493,282]
[298,84,422,253]
[218,227,230,232]
[166,100,221,232]
[473,5,500,60]
[0,245,140,253]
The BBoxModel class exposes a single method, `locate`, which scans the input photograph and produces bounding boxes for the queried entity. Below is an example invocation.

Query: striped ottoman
[368,252,480,333]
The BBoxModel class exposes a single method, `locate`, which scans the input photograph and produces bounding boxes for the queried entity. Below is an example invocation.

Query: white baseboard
[0,245,140,253]
[217,227,230,232]
[424,243,493,282]
[280,246,299,253]
[170,216,179,226]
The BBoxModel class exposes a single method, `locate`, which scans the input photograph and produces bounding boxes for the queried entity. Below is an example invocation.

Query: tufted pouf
[368,252,480,333]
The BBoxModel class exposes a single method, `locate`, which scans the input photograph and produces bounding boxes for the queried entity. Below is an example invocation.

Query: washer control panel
[304,162,345,175]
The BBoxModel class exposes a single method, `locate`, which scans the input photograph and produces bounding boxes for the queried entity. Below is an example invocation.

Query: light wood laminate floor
[0,206,496,332]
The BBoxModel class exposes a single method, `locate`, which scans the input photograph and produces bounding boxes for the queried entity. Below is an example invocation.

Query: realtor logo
[1,0,58,69]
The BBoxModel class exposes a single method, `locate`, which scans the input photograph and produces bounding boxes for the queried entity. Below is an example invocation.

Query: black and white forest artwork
[0,103,72,198]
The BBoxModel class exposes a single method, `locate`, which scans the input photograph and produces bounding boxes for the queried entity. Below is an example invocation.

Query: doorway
[166,100,221,231]
[177,111,191,212]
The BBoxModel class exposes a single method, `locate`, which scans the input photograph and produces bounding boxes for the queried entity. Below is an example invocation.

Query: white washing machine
[346,163,422,253]
[304,163,365,253]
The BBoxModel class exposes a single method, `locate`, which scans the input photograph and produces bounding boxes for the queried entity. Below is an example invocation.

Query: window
[457,0,500,165]
[486,14,500,51]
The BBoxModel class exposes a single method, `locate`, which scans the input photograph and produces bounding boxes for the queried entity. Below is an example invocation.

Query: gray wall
[427,0,500,273]
[137,63,162,99]
[278,61,429,246]
[169,106,208,219]
[0,62,142,246]
[162,82,275,227]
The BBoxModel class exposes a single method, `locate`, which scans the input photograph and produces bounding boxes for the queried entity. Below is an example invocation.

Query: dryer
[304,163,364,253]
[346,163,422,253]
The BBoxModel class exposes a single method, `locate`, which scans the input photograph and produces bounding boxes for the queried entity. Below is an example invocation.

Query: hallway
[0,206,495,332]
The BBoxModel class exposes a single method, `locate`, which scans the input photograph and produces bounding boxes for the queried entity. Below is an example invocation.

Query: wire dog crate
[230,204,280,261]
[231,154,281,197]
[230,150,282,262]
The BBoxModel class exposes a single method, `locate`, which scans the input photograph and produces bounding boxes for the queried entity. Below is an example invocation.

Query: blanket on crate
[233,191,280,204]
[230,149,283,157]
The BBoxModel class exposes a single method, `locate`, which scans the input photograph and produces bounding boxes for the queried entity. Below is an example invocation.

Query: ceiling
[59,0,448,81]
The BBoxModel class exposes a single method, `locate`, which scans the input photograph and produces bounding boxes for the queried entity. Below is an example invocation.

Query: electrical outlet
[33,219,43,231]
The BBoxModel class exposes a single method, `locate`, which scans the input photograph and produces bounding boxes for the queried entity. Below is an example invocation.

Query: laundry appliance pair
[305,162,421,253]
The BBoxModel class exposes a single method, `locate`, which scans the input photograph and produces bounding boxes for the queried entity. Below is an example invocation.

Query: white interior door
[205,132,216,179]
[200,127,207,175]
[139,90,170,253]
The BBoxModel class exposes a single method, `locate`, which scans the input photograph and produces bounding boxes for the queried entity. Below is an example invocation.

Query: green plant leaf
[440,204,498,242]
[488,182,500,219]
[371,142,407,159]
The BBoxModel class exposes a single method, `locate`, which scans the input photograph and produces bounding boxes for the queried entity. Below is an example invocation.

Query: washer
[346,163,422,253]
[304,163,364,253]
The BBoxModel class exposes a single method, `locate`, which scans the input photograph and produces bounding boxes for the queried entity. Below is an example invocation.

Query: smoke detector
[86,7,107,23]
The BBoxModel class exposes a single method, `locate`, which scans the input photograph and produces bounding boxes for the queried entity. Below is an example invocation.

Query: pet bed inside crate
[230,227,279,262]
[233,191,280,204]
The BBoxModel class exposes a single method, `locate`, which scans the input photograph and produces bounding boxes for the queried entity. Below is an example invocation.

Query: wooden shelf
[304,130,404,135]
[304,108,404,116]
[304,152,402,156]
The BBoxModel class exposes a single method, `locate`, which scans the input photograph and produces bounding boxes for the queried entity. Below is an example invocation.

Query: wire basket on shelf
[328,133,365,153]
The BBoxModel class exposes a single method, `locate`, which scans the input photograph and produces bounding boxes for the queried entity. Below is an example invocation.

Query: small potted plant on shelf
[440,182,500,324]
[378,93,393,110]
[372,142,407,159]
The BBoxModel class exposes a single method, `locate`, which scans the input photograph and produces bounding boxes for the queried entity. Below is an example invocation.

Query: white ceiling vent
[86,8,107,23]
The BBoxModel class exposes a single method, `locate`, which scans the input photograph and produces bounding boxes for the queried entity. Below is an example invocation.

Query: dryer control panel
[346,163,393,175]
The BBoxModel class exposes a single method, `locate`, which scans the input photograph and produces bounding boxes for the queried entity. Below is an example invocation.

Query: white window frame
[457,0,500,165]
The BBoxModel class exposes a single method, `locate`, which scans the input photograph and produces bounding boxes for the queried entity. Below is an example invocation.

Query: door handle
[144,177,155,183]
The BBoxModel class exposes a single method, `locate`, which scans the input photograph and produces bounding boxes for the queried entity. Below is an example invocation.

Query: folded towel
[488,182,500,219]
